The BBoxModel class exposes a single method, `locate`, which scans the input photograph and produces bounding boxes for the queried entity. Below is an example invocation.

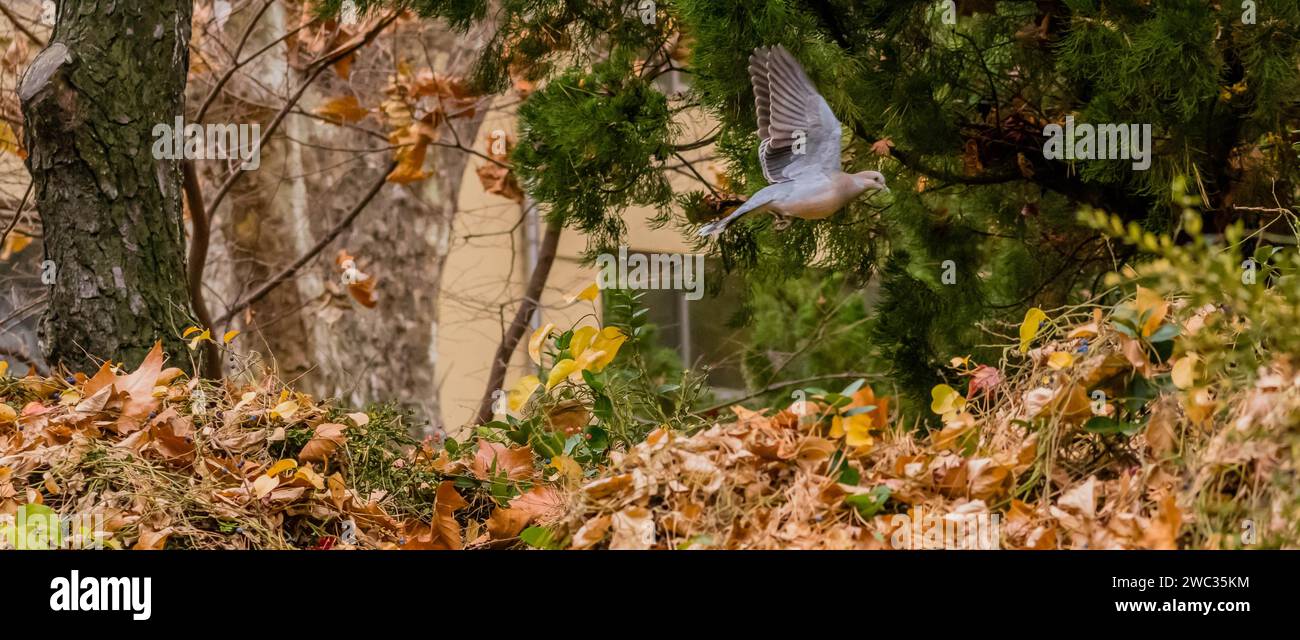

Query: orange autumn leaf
[348,277,379,308]
[471,440,535,481]
[487,486,564,539]
[112,342,166,433]
[298,422,347,463]
[386,135,431,183]
[316,94,370,123]
[476,162,524,203]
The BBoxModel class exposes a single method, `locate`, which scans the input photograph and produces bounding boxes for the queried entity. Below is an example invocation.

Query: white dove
[698,45,887,237]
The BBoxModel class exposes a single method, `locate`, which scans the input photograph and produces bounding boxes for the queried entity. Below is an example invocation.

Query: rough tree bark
[19,0,198,373]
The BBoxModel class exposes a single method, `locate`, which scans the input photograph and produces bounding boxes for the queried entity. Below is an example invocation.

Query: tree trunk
[20,0,197,373]
[197,9,493,435]
[475,218,561,425]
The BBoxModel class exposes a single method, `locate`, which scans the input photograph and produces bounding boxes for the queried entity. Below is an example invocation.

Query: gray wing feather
[749,45,842,183]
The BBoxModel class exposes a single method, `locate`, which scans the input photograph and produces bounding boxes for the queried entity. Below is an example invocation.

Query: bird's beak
[879,185,890,193]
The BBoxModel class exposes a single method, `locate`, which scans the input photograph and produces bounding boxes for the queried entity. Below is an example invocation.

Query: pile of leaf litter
[555,287,1300,549]
[3,287,1297,550]
[0,342,560,550]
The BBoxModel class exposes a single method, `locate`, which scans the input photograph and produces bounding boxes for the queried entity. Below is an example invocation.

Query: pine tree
[355,0,1300,415]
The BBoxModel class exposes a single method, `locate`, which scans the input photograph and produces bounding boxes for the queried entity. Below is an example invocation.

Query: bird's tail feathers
[697,194,772,237]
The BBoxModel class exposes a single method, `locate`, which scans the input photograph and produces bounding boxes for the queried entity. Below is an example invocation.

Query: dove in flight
[698,45,887,237]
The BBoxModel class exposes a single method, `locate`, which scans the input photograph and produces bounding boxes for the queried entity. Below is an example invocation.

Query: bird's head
[852,170,889,196]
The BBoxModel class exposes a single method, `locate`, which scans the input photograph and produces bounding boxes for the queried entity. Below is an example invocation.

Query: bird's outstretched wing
[749,45,842,183]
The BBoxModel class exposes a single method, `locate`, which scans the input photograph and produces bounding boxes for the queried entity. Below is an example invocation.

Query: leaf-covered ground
[2,275,1296,550]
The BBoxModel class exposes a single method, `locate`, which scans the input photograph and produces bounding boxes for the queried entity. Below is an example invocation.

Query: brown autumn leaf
[401,481,468,549]
[475,131,523,203]
[82,361,117,398]
[386,132,431,183]
[475,163,525,203]
[544,399,589,435]
[316,95,370,123]
[570,515,611,549]
[335,250,379,308]
[112,341,166,433]
[472,440,535,481]
[1143,494,1181,550]
[298,422,347,463]
[347,277,379,308]
[487,485,564,539]
[133,525,174,550]
[148,408,195,463]
[610,506,655,550]
[1145,398,1177,459]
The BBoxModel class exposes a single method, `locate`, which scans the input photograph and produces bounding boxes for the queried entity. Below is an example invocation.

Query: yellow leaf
[1019,308,1048,353]
[0,403,16,424]
[585,327,627,373]
[270,400,299,421]
[0,232,32,260]
[507,375,541,411]
[565,282,600,304]
[0,361,7,378]
[293,466,326,490]
[546,359,579,390]
[0,122,23,159]
[1185,387,1216,426]
[574,348,607,374]
[831,413,875,450]
[1171,353,1199,390]
[549,455,584,484]
[222,330,240,344]
[930,384,966,415]
[1135,286,1168,337]
[569,326,598,358]
[265,459,298,477]
[1047,351,1074,370]
[182,326,203,338]
[528,322,555,366]
[187,329,211,350]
